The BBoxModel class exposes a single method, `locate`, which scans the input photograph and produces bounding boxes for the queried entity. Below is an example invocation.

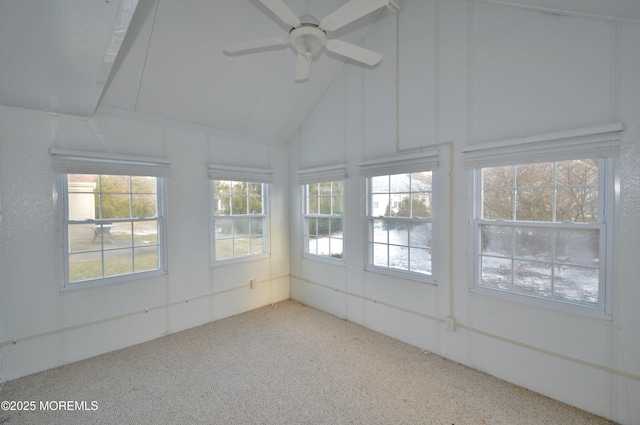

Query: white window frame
[209,164,273,265]
[51,149,169,290]
[298,165,347,264]
[359,151,439,283]
[462,123,623,318]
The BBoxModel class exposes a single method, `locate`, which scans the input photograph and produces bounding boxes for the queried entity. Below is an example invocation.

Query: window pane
[319,182,332,195]
[101,175,130,193]
[481,256,512,290]
[132,194,157,217]
[133,221,158,246]
[214,181,231,195]
[409,248,431,274]
[248,182,262,196]
[319,196,332,214]
[554,228,599,267]
[411,172,432,190]
[514,260,552,298]
[317,218,330,237]
[307,217,317,236]
[215,196,231,215]
[131,176,157,194]
[481,225,512,256]
[248,195,263,214]
[516,188,553,221]
[390,173,410,192]
[250,218,264,236]
[68,223,97,252]
[216,239,233,261]
[250,236,264,255]
[556,159,598,186]
[513,227,551,261]
[308,183,319,196]
[329,218,342,235]
[134,246,159,272]
[516,162,553,187]
[483,189,513,220]
[307,196,319,214]
[389,223,409,246]
[332,193,344,215]
[389,245,408,270]
[556,186,598,223]
[231,194,247,215]
[307,236,318,255]
[100,194,130,219]
[392,195,411,217]
[104,248,133,277]
[482,166,514,189]
[330,238,343,259]
[373,243,388,267]
[69,251,103,282]
[554,266,599,306]
[372,220,388,243]
[234,218,250,237]
[234,238,251,256]
[409,223,431,248]
[371,175,389,193]
[215,218,233,237]
[411,193,431,218]
[372,194,390,217]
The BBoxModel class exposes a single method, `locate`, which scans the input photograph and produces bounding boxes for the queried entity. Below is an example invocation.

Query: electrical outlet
[445,316,456,332]
[250,279,256,289]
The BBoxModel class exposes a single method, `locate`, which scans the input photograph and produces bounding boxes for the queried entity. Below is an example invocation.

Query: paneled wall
[0,107,290,382]
[288,1,640,424]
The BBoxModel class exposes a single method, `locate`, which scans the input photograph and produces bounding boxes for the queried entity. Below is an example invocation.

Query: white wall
[0,106,290,382]
[288,1,640,424]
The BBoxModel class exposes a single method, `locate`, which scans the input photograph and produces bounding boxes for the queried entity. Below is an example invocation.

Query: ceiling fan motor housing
[289,14,326,59]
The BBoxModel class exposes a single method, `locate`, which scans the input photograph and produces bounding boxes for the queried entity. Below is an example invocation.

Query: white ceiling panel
[1,0,638,144]
[0,0,137,116]
[99,0,386,142]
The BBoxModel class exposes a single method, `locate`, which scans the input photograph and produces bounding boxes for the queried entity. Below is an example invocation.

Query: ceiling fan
[223,0,390,81]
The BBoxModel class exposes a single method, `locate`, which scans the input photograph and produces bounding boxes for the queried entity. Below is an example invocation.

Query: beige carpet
[0,300,614,424]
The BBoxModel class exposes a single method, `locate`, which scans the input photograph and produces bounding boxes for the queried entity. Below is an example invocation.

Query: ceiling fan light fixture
[289,25,326,57]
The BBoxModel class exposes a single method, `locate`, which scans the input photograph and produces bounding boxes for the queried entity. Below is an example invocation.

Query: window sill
[365,265,435,285]
[470,285,611,321]
[61,269,167,291]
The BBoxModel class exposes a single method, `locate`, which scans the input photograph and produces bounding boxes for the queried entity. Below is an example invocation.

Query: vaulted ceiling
[1,0,639,143]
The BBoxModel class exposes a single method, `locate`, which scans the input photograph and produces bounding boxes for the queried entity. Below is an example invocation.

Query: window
[366,171,433,279]
[303,180,344,260]
[62,174,165,285]
[473,159,610,310]
[212,180,268,262]
[463,123,623,315]
[52,149,169,288]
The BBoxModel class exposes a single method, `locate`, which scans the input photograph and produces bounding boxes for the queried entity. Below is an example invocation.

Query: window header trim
[50,148,171,177]
[359,149,439,177]
[208,164,274,183]
[461,122,624,170]
[297,164,347,184]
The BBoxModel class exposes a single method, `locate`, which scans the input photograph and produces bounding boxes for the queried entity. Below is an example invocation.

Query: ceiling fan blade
[223,36,289,54]
[320,0,389,32]
[325,39,382,66]
[294,53,311,81]
[259,0,301,28]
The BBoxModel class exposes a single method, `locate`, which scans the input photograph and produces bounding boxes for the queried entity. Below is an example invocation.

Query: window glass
[475,159,607,309]
[303,181,344,260]
[367,171,433,279]
[64,174,163,285]
[212,180,267,262]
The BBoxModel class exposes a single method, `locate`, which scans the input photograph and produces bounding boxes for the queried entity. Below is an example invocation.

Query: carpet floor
[0,300,614,424]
